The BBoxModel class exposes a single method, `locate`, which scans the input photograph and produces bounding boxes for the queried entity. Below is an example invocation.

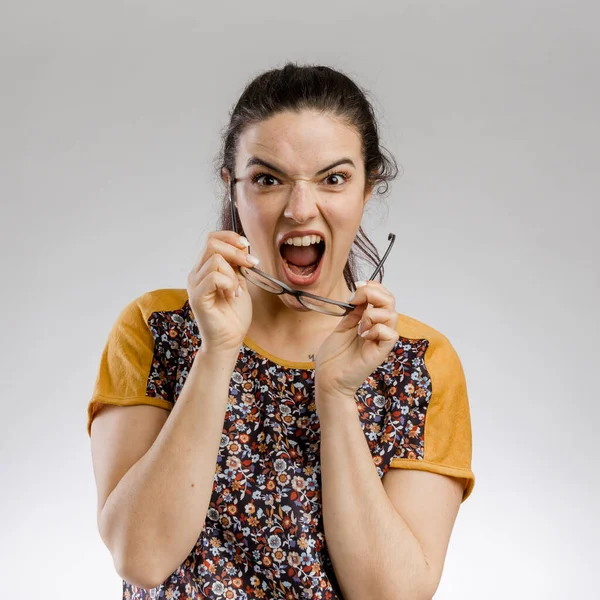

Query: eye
[324,170,351,186]
[251,173,281,187]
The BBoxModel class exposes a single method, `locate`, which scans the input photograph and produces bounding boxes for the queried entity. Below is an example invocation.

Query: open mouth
[279,240,326,282]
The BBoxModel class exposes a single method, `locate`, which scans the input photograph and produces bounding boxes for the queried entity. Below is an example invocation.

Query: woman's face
[227,109,373,308]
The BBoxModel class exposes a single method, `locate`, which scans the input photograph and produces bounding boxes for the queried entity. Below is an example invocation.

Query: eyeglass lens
[239,266,347,316]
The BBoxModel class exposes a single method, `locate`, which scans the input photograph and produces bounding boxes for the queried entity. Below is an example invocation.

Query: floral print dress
[87,289,475,599]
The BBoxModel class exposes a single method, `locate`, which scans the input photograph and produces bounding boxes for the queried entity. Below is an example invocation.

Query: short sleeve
[389,333,475,502]
[86,295,174,437]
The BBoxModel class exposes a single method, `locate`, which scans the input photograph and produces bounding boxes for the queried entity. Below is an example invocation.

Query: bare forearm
[316,392,433,600]
[101,347,238,588]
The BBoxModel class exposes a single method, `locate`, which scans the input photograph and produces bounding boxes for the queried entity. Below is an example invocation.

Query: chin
[282,295,311,312]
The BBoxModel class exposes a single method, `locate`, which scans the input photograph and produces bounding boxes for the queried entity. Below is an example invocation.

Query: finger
[190,244,257,296]
[190,253,241,298]
[209,238,259,271]
[191,232,254,275]
[196,269,240,302]
[358,308,397,334]
[341,299,370,329]
[348,281,395,310]
[359,322,400,343]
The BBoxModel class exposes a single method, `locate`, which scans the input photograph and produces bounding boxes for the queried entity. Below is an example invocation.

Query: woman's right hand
[187,230,257,355]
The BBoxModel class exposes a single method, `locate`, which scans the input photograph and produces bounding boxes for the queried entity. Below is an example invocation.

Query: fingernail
[346,291,355,302]
[238,236,250,248]
[360,328,371,337]
[236,285,242,297]
[247,255,260,265]
[354,280,367,288]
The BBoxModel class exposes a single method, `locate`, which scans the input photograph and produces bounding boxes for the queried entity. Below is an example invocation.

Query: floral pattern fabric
[120,299,430,599]
[87,290,474,600]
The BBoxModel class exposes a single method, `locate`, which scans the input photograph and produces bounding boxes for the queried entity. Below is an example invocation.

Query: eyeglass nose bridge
[239,265,356,316]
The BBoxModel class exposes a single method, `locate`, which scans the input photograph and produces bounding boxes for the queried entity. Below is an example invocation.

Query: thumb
[339,301,367,331]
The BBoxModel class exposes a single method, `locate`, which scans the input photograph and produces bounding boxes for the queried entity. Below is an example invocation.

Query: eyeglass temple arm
[367,233,396,281]
[230,176,252,253]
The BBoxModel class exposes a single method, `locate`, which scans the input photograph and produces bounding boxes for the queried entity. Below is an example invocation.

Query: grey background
[1,1,598,598]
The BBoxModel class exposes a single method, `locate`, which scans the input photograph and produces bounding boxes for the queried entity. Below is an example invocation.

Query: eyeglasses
[229,176,395,316]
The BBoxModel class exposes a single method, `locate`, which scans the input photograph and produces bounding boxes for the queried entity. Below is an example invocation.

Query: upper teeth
[284,235,323,246]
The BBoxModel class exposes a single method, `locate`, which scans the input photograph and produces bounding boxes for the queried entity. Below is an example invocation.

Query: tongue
[280,243,320,266]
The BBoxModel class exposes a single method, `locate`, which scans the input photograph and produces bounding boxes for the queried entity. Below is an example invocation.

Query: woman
[88,62,475,599]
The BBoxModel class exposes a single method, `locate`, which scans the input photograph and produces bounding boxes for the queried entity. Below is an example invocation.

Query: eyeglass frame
[228,175,395,316]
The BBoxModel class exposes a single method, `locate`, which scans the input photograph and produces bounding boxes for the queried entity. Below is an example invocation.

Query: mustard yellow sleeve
[389,333,475,502]
[86,294,174,437]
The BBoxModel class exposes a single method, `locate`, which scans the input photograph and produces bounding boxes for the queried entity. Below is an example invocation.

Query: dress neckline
[242,334,316,370]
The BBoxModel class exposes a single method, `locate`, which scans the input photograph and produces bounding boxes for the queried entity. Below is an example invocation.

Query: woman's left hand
[314,280,400,400]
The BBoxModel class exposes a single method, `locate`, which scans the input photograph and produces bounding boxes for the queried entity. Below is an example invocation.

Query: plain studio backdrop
[1,1,598,598]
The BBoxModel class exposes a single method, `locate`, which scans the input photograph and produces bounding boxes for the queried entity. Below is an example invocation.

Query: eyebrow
[245,156,356,177]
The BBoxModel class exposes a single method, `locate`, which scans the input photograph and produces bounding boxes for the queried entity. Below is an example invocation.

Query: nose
[282,182,319,223]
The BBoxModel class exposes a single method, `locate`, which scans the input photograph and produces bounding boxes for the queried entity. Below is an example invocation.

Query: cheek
[331,202,362,233]
[327,212,361,261]
[239,210,279,255]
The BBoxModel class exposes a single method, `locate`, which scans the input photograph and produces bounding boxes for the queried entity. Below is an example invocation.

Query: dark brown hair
[214,61,400,292]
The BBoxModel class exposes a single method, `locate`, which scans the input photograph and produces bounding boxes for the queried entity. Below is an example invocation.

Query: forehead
[237,110,362,172]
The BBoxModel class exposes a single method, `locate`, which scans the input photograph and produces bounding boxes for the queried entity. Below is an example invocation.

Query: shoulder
[393,311,465,385]
[395,311,451,348]
[128,288,190,320]
[109,288,193,346]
